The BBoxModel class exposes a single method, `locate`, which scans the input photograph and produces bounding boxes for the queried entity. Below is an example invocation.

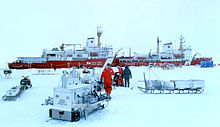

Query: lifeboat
[90,52,98,56]
[174,54,183,57]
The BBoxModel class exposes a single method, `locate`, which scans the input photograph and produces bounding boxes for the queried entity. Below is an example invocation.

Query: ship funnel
[97,26,103,46]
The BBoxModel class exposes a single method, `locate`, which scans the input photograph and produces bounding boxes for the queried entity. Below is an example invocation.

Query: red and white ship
[9,27,119,69]
[8,28,212,69]
[118,35,212,67]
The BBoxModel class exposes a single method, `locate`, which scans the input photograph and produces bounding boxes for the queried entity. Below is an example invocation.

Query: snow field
[0,66,220,127]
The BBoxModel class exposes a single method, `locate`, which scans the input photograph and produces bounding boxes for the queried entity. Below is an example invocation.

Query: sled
[2,76,32,101]
[137,70,205,94]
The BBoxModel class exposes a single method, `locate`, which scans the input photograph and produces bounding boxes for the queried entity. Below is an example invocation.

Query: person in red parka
[117,66,124,87]
[101,63,115,99]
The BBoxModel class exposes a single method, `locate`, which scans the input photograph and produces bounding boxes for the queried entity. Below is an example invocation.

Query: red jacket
[101,66,115,83]
[118,66,123,77]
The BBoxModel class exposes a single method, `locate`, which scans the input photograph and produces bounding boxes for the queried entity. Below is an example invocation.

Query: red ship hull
[8,57,212,69]
[8,58,120,69]
[190,58,212,65]
[118,57,212,67]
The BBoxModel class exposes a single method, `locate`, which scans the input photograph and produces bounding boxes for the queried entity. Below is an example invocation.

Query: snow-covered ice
[0,66,220,127]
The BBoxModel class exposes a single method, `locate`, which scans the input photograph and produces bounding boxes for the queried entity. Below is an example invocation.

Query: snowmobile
[2,76,32,101]
[20,76,32,89]
[42,68,109,122]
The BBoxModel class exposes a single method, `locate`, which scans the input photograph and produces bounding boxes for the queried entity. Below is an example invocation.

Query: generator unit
[46,68,108,122]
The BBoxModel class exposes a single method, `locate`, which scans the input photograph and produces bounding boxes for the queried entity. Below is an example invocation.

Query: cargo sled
[137,68,205,94]
[138,79,205,94]
[2,76,32,101]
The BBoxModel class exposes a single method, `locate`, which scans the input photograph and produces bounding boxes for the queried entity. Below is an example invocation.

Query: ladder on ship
[102,48,123,68]
[103,57,114,68]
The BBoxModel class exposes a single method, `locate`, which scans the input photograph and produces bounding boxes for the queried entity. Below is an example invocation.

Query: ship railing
[119,59,158,62]
[47,57,88,61]
[17,57,47,63]
[119,58,186,63]
[22,61,47,63]
[71,58,87,60]
[160,59,182,61]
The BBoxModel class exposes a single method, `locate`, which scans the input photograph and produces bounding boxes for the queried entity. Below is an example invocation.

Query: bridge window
[47,54,56,57]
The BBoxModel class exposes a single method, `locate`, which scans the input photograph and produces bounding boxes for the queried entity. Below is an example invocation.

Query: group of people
[100,63,132,99]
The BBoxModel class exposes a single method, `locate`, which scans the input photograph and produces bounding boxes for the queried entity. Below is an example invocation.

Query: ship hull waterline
[8,58,212,69]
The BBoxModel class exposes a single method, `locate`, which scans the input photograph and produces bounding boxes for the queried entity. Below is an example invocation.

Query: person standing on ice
[101,63,115,99]
[123,65,132,87]
[117,65,124,87]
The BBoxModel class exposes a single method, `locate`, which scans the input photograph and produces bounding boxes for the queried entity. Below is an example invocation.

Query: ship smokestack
[97,26,103,46]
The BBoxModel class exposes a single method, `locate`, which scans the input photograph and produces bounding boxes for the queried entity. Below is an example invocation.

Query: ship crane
[192,52,201,60]
[60,43,81,53]
[115,48,123,57]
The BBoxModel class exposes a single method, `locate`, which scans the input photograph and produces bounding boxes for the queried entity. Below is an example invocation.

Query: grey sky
[0,0,219,67]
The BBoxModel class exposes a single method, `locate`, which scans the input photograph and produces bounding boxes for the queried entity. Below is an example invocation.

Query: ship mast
[157,36,160,56]
[179,35,184,50]
[129,48,131,57]
[97,26,103,47]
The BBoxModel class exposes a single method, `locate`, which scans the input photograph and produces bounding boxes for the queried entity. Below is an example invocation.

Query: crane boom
[60,43,81,52]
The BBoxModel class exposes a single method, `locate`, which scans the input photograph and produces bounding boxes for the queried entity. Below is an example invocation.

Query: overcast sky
[0,0,219,67]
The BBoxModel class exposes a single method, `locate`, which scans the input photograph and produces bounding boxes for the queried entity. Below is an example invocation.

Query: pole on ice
[62,71,67,88]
